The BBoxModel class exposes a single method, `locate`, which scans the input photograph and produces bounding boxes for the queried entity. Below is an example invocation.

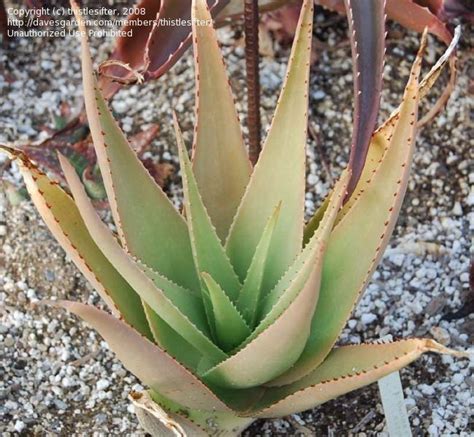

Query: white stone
[96,379,110,391]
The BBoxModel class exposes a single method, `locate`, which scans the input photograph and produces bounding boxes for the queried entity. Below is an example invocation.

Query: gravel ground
[0,3,473,436]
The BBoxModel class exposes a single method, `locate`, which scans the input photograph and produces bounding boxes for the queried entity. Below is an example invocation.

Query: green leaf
[147,389,255,436]
[139,262,209,336]
[143,303,203,372]
[58,153,226,365]
[191,0,251,242]
[202,171,348,390]
[174,115,242,305]
[201,273,251,352]
[225,0,314,293]
[252,339,460,418]
[72,3,199,292]
[0,146,152,340]
[237,203,281,327]
[275,32,428,386]
[55,300,230,412]
[260,170,350,319]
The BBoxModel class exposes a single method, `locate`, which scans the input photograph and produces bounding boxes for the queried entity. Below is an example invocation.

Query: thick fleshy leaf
[139,261,209,335]
[226,0,314,293]
[143,303,203,372]
[237,204,281,327]
[202,170,348,389]
[174,115,242,305]
[275,33,427,385]
[72,2,199,292]
[191,0,252,242]
[344,0,386,197]
[319,0,452,44]
[145,390,255,436]
[55,301,230,412]
[58,153,226,364]
[253,339,463,417]
[260,171,350,317]
[319,0,456,125]
[201,273,251,352]
[0,146,152,339]
[100,1,289,98]
[99,0,232,98]
[306,26,460,236]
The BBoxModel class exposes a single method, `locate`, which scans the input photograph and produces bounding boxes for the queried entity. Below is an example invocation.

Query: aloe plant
[0,0,467,434]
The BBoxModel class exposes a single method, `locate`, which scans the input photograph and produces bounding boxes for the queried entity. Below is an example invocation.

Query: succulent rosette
[0,0,466,435]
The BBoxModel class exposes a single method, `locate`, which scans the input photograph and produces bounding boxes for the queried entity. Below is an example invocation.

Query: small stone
[420,384,436,396]
[452,373,464,385]
[14,420,26,432]
[53,399,68,410]
[361,313,377,325]
[452,202,462,216]
[312,90,326,100]
[4,336,15,347]
[430,326,451,346]
[96,379,110,391]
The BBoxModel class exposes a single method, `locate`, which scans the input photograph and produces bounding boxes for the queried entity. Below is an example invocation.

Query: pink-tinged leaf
[318,0,457,125]
[98,0,162,98]
[226,0,314,293]
[174,114,242,306]
[55,301,231,412]
[275,32,427,385]
[143,303,204,372]
[58,152,227,364]
[319,0,452,44]
[99,0,232,98]
[145,390,256,436]
[202,170,348,389]
[72,2,200,292]
[0,145,152,340]
[191,0,252,242]
[252,339,468,417]
[312,25,459,232]
[344,0,386,198]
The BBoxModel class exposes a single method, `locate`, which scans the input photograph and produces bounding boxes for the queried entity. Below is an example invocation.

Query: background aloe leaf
[0,146,152,339]
[99,0,289,98]
[73,2,199,292]
[237,204,281,327]
[344,0,386,198]
[275,34,427,385]
[55,301,231,412]
[319,0,457,126]
[319,0,453,44]
[226,0,314,293]
[252,339,463,417]
[191,0,252,242]
[306,27,460,237]
[59,153,227,364]
[175,115,242,304]
[201,272,251,351]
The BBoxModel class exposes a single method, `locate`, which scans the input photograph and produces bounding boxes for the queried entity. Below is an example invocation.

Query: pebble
[360,313,377,325]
